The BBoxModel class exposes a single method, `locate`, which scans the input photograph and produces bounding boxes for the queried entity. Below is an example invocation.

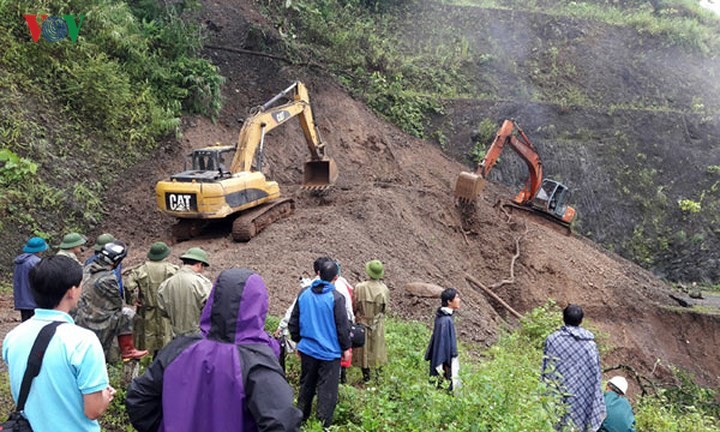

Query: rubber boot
[362,368,371,383]
[118,334,149,361]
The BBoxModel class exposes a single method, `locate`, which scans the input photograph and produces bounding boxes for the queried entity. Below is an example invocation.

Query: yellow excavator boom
[230,81,337,188]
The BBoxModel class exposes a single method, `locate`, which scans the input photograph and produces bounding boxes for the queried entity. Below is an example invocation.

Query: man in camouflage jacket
[125,242,178,356]
[75,241,148,361]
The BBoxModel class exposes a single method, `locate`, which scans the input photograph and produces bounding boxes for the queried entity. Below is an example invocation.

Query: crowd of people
[4,233,636,431]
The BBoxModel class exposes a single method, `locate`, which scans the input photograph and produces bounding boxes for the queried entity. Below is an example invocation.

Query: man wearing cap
[600,376,636,432]
[542,304,605,431]
[84,234,124,297]
[353,259,390,383]
[157,247,212,337]
[56,232,87,264]
[75,241,148,361]
[125,242,178,356]
[13,236,48,321]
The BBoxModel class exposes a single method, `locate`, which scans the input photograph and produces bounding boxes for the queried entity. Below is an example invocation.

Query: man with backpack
[3,255,115,431]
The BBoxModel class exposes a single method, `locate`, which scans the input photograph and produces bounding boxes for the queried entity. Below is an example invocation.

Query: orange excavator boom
[455,119,542,203]
[454,119,576,225]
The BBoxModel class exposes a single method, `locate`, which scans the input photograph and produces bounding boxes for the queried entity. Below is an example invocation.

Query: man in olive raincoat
[157,247,212,337]
[352,259,389,382]
[125,242,178,356]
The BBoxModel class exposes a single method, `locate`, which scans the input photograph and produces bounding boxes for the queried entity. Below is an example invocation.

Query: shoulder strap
[16,321,64,411]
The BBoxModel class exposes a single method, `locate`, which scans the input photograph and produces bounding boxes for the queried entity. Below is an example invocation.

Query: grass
[3,303,716,431]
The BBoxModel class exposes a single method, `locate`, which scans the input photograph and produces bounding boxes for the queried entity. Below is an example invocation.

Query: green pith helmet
[365,259,384,280]
[93,233,115,251]
[180,247,210,266]
[58,232,87,250]
[147,242,171,261]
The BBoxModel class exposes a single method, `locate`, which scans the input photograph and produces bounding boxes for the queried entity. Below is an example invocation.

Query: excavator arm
[229,81,336,188]
[454,119,576,225]
[475,119,543,204]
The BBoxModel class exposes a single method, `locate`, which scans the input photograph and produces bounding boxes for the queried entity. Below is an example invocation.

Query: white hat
[608,376,629,395]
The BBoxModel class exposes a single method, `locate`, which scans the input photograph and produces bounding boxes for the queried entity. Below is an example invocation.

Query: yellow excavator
[156,81,338,241]
[454,119,576,227]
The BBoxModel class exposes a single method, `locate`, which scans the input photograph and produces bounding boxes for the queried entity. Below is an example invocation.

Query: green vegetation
[263,0,720,147]
[261,0,478,138]
[469,118,497,163]
[0,0,222,249]
[4,304,716,431]
[441,0,720,54]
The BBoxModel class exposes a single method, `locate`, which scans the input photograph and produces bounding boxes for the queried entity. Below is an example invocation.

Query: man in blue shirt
[13,236,48,321]
[289,260,351,428]
[3,255,115,432]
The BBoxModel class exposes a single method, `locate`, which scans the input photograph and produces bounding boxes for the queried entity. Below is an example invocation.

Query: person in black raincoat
[424,288,461,391]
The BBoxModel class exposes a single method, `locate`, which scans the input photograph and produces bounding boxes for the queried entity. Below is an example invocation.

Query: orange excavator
[454,119,576,226]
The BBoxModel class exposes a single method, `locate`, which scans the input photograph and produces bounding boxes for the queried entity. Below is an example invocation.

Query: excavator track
[171,219,208,242]
[497,201,573,236]
[231,198,296,242]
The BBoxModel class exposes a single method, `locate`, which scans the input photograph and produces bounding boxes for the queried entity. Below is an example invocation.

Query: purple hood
[199,268,279,356]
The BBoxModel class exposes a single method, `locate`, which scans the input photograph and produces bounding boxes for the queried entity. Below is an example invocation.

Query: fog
[700,0,720,15]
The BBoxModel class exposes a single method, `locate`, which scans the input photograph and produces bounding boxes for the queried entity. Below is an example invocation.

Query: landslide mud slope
[95,0,720,385]
[407,2,720,283]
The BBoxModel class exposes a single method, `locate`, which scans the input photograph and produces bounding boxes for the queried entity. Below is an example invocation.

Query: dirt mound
[96,0,720,386]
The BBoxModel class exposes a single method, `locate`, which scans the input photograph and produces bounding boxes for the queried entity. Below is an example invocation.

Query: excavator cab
[532,179,575,223]
[192,147,233,174]
[171,146,235,182]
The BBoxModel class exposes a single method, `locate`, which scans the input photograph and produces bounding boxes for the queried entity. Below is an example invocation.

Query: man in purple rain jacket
[125,268,302,432]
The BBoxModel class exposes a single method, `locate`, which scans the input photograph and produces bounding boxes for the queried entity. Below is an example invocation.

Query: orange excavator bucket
[303,158,338,190]
[454,171,486,202]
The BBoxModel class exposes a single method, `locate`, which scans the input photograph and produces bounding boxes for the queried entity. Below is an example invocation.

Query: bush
[0,0,222,245]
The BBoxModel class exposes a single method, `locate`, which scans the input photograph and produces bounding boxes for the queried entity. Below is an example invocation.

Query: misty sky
[700,0,720,15]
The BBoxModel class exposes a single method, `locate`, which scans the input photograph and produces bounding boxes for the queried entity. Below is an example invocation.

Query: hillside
[84,0,720,386]
[409,1,720,282]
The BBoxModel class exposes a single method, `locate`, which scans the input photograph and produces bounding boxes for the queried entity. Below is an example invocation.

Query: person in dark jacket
[425,288,461,391]
[289,260,351,428]
[13,236,48,321]
[84,233,124,297]
[125,268,301,432]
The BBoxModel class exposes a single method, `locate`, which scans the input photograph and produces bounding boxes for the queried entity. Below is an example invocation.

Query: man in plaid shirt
[542,304,606,431]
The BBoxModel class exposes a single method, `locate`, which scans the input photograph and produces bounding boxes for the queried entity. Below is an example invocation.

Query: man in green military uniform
[56,232,87,264]
[353,259,390,382]
[157,247,212,337]
[75,241,148,361]
[125,242,178,356]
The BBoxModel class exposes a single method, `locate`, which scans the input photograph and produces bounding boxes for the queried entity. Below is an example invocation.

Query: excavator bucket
[302,158,338,190]
[454,171,486,202]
